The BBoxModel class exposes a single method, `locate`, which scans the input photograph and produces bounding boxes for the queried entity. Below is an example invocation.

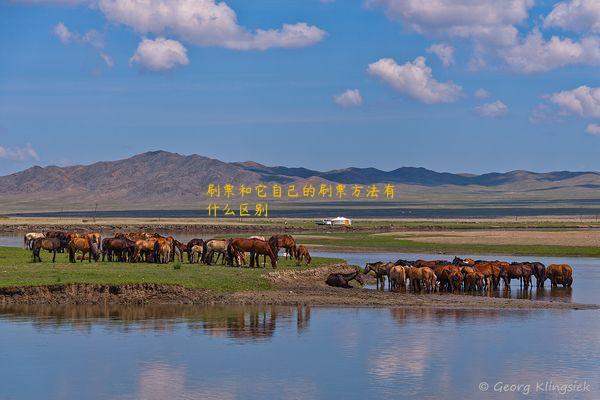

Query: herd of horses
[24,231,311,268]
[327,256,574,292]
[24,231,574,294]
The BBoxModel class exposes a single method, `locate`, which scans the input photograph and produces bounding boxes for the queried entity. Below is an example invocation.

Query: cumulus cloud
[53,21,113,66]
[548,85,600,117]
[500,29,600,73]
[426,43,454,66]
[95,0,326,51]
[367,56,462,104]
[475,100,508,117]
[129,37,189,71]
[333,89,362,107]
[586,123,600,135]
[544,0,600,33]
[0,144,39,161]
[474,88,490,99]
[366,0,533,46]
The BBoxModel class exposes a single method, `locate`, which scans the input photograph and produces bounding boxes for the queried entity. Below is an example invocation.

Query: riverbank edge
[0,283,596,311]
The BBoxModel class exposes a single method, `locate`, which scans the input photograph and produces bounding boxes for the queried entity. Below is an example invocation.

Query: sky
[2,0,600,176]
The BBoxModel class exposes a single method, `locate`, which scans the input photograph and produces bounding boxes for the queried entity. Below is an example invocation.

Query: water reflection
[0,305,597,400]
[0,304,312,341]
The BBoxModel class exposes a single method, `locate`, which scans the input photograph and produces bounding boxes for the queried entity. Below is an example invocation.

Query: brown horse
[499,263,533,289]
[546,264,573,287]
[32,237,67,262]
[363,262,392,290]
[134,238,158,262]
[295,245,311,265]
[434,265,461,292]
[268,235,297,260]
[68,237,99,263]
[154,237,172,264]
[228,238,277,268]
[102,237,136,262]
[388,265,407,291]
[407,267,435,292]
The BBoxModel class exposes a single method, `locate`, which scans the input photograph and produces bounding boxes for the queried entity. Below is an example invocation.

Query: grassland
[0,247,344,291]
[298,232,600,257]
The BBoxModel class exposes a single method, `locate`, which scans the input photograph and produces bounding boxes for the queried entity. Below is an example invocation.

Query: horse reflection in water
[0,304,313,341]
[389,307,533,326]
[493,286,573,302]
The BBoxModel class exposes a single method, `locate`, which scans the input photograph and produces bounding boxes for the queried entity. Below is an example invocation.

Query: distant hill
[1,150,600,212]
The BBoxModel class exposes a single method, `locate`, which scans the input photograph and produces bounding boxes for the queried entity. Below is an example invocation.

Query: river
[0,235,598,399]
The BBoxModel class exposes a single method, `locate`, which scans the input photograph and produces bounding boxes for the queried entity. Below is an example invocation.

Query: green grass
[300,232,600,257]
[0,247,343,291]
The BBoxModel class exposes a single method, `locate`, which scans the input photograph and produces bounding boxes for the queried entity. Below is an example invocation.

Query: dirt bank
[0,266,596,310]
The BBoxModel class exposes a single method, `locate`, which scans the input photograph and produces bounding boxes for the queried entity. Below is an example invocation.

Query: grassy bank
[300,232,600,257]
[0,247,344,291]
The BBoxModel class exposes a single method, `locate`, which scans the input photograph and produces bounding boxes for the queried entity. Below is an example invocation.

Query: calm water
[0,305,598,400]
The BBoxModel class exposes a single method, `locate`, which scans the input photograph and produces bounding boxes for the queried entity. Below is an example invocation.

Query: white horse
[24,232,45,249]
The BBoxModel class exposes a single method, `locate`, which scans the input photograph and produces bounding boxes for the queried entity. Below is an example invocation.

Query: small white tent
[331,216,351,226]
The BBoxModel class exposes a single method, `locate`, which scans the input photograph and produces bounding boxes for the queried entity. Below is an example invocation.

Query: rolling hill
[1,150,600,213]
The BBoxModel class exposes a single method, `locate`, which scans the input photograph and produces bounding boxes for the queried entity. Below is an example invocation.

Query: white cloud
[500,29,600,73]
[544,0,600,33]
[474,88,490,99]
[475,100,508,117]
[0,144,39,161]
[129,37,189,71]
[333,89,362,107]
[366,0,533,46]
[96,0,326,51]
[586,123,600,135]
[53,21,113,66]
[548,85,600,117]
[53,22,74,44]
[100,52,114,67]
[367,56,462,104]
[426,43,454,66]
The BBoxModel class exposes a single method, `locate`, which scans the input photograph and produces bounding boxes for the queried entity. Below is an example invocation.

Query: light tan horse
[68,237,99,263]
[24,232,45,249]
[203,239,231,265]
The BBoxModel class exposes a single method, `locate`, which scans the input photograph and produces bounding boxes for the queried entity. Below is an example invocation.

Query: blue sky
[1,0,600,175]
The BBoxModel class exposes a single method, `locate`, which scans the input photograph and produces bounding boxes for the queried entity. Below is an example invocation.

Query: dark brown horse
[102,237,137,262]
[32,237,67,262]
[268,235,297,260]
[228,238,277,268]
[326,270,364,288]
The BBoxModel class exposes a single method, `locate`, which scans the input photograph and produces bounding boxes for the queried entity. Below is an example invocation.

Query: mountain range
[1,150,599,212]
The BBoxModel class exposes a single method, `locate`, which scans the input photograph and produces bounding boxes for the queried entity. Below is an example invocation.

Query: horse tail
[226,242,235,266]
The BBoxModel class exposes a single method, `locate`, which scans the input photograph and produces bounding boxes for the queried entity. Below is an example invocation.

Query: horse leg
[52,250,56,263]
[249,251,255,268]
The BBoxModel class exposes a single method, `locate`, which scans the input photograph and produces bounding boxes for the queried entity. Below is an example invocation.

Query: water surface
[0,305,598,400]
